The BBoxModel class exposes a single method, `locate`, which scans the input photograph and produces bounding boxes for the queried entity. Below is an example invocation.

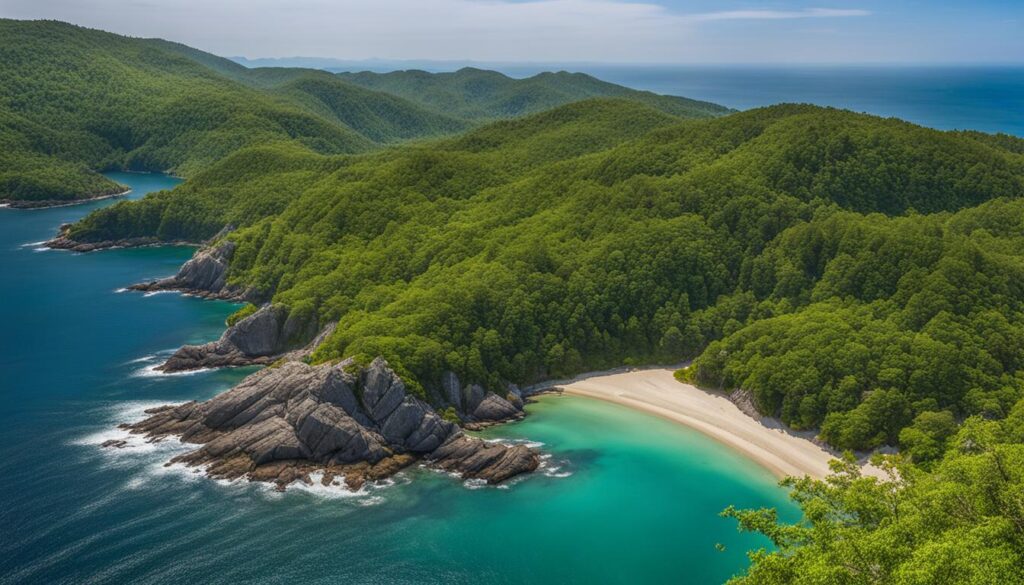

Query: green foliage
[725,407,1024,584]
[337,67,732,120]
[441,406,461,424]
[0,20,726,204]
[66,100,1024,422]
[691,200,1024,451]
[225,303,258,327]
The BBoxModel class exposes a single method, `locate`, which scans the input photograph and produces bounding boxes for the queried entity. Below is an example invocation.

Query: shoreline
[0,188,132,210]
[547,368,883,480]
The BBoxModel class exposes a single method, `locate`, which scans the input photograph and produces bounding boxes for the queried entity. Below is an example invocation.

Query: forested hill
[337,67,731,120]
[0,19,725,205]
[66,100,1024,429]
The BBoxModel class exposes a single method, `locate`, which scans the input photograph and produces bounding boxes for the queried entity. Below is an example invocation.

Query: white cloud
[686,8,870,22]
[1,0,872,62]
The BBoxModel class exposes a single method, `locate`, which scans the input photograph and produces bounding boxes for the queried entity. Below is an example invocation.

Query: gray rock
[158,306,328,373]
[223,305,286,356]
[129,240,243,300]
[427,434,540,484]
[361,357,407,422]
[463,383,487,413]
[442,371,462,410]
[125,358,539,489]
[728,389,762,420]
[472,393,521,422]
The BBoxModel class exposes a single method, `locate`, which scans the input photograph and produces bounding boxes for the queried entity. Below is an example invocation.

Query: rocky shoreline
[96,231,542,490]
[45,222,199,252]
[126,239,251,301]
[119,357,540,490]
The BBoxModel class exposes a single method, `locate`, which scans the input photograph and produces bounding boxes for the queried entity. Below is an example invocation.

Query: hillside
[64,102,1024,437]
[337,67,732,120]
[0,20,370,203]
[1,20,722,205]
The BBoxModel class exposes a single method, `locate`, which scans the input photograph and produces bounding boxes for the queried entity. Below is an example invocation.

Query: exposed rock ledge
[45,223,199,252]
[122,357,540,490]
[128,239,250,300]
[157,304,326,372]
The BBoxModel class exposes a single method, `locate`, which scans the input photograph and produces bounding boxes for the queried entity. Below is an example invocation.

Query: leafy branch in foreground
[725,406,1024,584]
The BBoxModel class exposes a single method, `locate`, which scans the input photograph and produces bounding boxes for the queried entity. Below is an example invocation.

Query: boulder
[472,393,521,422]
[427,435,540,484]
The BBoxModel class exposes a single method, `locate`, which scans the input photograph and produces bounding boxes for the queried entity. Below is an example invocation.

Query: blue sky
[3,0,1022,63]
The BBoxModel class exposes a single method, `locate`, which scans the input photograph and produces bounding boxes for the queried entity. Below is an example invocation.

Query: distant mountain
[0,20,466,204]
[337,67,732,120]
[1,20,724,205]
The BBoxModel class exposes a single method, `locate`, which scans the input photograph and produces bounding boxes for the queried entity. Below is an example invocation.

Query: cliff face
[129,240,247,300]
[124,358,540,490]
[157,305,295,372]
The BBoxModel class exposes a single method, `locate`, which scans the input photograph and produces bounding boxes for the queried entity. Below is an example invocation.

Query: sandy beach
[552,367,882,480]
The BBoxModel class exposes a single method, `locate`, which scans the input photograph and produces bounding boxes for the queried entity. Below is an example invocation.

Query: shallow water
[0,172,797,584]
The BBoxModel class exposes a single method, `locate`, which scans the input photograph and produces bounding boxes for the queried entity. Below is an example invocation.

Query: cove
[0,172,798,584]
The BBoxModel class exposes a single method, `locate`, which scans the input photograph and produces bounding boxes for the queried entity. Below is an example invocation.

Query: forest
[0,19,726,203]
[9,19,1024,583]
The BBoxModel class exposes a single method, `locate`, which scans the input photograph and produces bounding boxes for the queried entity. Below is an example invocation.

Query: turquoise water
[0,172,797,584]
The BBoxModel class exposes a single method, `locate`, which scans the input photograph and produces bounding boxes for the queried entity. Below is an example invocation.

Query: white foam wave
[284,471,374,500]
[538,455,574,479]
[125,354,159,365]
[483,438,545,449]
[114,287,129,293]
[132,363,213,378]
[20,240,47,248]
[142,290,177,297]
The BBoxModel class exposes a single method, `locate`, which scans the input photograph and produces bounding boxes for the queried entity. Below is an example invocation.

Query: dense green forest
[11,20,1024,581]
[0,19,724,203]
[68,101,1024,446]
[337,67,731,120]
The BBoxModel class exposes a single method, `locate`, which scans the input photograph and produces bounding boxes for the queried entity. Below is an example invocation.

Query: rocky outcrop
[440,372,525,429]
[45,215,208,252]
[129,240,246,300]
[123,358,540,490]
[426,435,539,484]
[157,305,319,372]
[45,222,185,252]
[728,389,762,420]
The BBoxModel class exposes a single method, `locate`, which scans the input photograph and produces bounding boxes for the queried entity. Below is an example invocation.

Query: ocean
[0,172,794,584]
[498,65,1024,137]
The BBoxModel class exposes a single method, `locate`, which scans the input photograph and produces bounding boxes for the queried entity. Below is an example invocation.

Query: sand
[551,367,883,480]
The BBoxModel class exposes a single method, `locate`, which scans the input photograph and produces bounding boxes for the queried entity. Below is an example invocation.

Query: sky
[2,0,1022,64]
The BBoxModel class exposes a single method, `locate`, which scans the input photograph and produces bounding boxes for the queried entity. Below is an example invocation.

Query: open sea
[495,65,1024,137]
[1,173,795,584]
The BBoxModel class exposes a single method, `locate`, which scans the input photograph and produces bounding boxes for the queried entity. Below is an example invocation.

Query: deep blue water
[497,65,1024,136]
[1,173,796,584]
